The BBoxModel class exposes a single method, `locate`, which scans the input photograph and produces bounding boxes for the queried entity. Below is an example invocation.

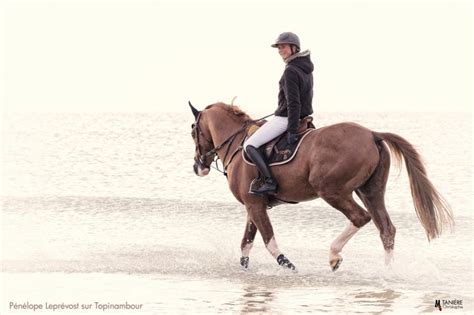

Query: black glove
[287,132,298,144]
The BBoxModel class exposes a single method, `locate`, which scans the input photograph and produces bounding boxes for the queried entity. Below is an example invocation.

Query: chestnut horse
[189,102,453,271]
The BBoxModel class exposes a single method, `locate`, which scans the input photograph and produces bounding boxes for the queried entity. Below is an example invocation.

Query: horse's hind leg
[320,195,372,271]
[240,217,257,268]
[356,190,396,265]
[245,201,296,270]
[356,142,396,265]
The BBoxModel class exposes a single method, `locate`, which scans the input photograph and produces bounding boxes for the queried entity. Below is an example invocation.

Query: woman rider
[244,32,314,195]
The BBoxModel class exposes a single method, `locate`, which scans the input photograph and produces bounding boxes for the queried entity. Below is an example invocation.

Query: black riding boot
[246,145,278,195]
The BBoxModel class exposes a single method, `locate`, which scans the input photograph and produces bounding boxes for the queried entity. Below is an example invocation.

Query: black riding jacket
[274,50,314,133]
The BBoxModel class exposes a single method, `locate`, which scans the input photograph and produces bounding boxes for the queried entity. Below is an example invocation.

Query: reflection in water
[419,291,444,313]
[237,283,407,314]
[240,285,274,314]
[351,289,402,314]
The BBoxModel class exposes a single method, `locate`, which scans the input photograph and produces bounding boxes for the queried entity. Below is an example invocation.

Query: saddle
[243,116,316,166]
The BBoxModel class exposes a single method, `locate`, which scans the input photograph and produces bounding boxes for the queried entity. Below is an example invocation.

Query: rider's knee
[243,142,256,153]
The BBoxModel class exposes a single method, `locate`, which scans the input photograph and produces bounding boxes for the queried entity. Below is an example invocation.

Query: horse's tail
[373,132,454,240]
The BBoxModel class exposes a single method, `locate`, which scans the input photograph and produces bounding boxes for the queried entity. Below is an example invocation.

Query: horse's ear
[188,101,200,119]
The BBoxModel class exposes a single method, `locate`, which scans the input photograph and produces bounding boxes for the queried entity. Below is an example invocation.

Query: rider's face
[277,44,292,60]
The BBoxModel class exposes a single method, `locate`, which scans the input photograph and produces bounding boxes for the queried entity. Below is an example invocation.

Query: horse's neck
[210,116,242,142]
[209,115,247,161]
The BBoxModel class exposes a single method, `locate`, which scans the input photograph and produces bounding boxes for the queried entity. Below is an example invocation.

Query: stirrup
[249,178,278,195]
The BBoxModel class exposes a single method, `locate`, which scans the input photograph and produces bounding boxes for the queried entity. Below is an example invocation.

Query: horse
[189,101,453,271]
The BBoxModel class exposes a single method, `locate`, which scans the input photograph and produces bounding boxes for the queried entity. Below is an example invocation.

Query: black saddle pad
[243,129,314,166]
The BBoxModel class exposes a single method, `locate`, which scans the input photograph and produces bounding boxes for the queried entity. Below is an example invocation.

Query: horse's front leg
[240,217,257,269]
[245,202,296,271]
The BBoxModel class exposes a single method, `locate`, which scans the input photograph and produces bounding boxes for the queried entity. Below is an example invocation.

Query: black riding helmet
[271,32,301,53]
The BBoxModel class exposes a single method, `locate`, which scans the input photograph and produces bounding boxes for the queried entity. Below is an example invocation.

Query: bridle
[192,111,250,176]
[191,110,274,176]
[191,112,217,168]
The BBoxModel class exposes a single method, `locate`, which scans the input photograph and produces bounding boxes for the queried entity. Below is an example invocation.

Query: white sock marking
[242,243,253,257]
[330,222,360,256]
[266,237,282,259]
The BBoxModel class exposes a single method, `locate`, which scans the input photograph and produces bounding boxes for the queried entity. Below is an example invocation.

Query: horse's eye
[191,123,195,129]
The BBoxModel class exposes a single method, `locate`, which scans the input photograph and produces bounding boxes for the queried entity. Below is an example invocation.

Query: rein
[192,112,274,176]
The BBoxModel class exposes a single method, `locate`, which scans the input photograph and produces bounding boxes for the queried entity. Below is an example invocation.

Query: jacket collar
[285,50,310,64]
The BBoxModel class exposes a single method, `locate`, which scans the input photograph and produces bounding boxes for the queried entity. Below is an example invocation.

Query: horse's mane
[204,102,253,122]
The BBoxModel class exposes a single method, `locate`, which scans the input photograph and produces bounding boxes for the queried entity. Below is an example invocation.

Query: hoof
[330,257,343,272]
[277,254,296,271]
[240,256,249,269]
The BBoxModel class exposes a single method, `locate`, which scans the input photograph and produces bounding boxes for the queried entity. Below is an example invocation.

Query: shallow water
[1,112,472,314]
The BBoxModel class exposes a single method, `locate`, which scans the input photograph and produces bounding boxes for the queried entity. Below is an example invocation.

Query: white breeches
[243,116,288,151]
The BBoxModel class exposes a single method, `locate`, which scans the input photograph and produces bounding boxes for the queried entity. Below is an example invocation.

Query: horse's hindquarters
[270,123,380,202]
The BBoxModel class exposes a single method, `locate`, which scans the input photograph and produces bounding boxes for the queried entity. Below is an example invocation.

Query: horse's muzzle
[193,163,210,177]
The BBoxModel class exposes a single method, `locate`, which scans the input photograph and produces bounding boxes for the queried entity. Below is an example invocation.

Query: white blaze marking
[266,237,282,258]
[330,222,360,255]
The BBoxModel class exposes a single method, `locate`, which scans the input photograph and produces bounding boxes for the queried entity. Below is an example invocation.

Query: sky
[0,0,472,115]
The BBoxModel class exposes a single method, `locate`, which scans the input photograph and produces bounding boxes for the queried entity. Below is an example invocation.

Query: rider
[244,32,314,195]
